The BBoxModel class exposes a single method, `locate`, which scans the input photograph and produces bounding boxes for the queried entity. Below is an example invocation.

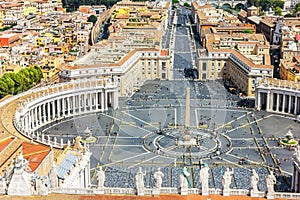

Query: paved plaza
[39,79,299,192]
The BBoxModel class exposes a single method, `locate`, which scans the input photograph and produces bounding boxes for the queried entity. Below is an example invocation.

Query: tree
[273,6,282,16]
[1,73,15,95]
[0,80,9,98]
[33,65,43,82]
[87,15,98,25]
[296,3,300,12]
[243,29,254,34]
[284,13,294,17]
[28,67,40,83]
[0,66,44,99]
[247,0,284,11]
[183,2,191,7]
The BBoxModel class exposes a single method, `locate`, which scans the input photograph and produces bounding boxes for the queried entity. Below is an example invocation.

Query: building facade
[256,78,300,115]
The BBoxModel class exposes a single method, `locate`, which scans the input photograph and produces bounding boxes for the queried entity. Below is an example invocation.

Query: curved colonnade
[256,78,300,116]
[11,78,118,148]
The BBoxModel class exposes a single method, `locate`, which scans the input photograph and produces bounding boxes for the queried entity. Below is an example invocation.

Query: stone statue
[97,166,106,189]
[179,167,190,189]
[266,171,276,194]
[295,145,300,161]
[250,169,259,192]
[7,155,33,196]
[135,167,146,195]
[49,161,58,188]
[153,168,164,189]
[0,178,7,194]
[73,136,84,152]
[35,177,48,196]
[14,154,31,173]
[199,163,210,195]
[222,168,233,191]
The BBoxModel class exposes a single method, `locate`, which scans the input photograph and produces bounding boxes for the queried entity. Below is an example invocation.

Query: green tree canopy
[183,2,191,7]
[87,15,98,25]
[273,6,282,16]
[242,29,254,34]
[247,0,284,11]
[0,66,43,99]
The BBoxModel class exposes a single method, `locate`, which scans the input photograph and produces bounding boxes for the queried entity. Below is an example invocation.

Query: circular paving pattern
[37,80,300,190]
[142,127,231,160]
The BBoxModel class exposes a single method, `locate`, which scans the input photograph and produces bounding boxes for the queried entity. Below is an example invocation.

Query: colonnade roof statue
[97,166,105,189]
[199,163,210,196]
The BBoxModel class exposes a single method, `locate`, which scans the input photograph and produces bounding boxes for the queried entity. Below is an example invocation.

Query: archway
[221,3,232,10]
[235,3,245,10]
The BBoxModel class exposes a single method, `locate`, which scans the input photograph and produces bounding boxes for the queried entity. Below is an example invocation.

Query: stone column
[288,95,292,114]
[52,100,56,119]
[270,92,274,111]
[30,109,34,129]
[25,115,29,132]
[295,96,298,115]
[113,90,118,110]
[83,93,86,112]
[95,92,99,110]
[266,91,270,111]
[43,104,46,123]
[67,97,70,115]
[101,91,104,112]
[34,107,38,128]
[57,98,61,117]
[38,105,42,126]
[47,102,51,122]
[27,113,31,131]
[257,92,261,111]
[276,93,280,112]
[90,93,93,111]
[104,91,108,111]
[255,90,258,108]
[282,94,286,113]
[73,95,76,114]
[21,117,25,130]
[79,94,82,112]
[62,97,65,116]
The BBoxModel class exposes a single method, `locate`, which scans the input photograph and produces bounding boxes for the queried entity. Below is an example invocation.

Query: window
[202,63,207,71]
[162,62,166,71]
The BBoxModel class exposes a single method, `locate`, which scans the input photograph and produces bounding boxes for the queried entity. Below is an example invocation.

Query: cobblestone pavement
[39,80,298,191]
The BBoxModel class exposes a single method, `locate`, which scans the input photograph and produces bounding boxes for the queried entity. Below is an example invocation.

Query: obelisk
[184,86,191,141]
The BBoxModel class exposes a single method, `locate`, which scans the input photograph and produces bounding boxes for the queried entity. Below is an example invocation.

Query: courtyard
[39,80,299,192]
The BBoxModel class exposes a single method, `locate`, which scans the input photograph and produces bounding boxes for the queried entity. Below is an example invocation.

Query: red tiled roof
[160,49,168,56]
[296,33,300,41]
[22,142,51,172]
[0,137,14,153]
